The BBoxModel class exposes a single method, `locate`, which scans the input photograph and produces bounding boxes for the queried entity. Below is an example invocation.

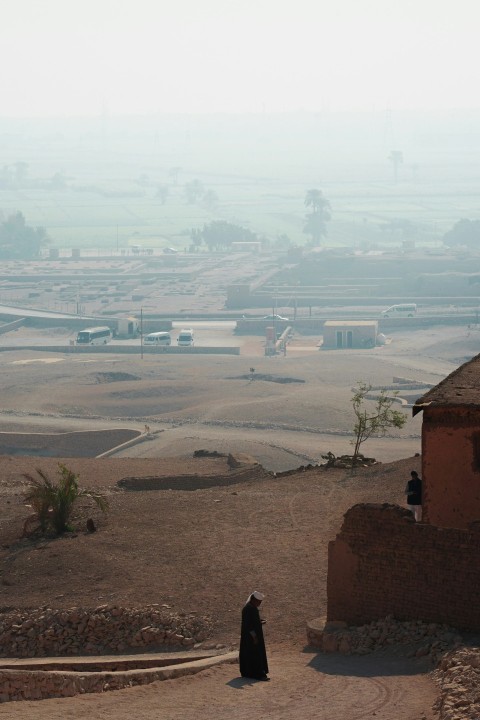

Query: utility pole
[272,303,276,341]
[140,307,144,360]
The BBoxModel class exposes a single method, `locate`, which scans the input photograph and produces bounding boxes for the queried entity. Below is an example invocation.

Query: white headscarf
[246,590,265,603]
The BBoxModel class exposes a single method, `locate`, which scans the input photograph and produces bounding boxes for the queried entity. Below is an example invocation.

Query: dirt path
[0,646,437,720]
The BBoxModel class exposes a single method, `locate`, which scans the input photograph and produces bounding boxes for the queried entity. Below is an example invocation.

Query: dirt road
[0,646,437,720]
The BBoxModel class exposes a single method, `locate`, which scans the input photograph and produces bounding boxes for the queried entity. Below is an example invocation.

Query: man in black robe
[239,590,269,680]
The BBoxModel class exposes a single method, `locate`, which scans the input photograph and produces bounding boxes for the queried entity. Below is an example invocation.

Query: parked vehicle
[381,304,417,318]
[76,326,112,345]
[263,314,289,322]
[177,329,194,346]
[144,331,171,346]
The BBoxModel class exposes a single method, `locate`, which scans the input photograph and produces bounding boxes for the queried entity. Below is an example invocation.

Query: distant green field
[1,114,480,252]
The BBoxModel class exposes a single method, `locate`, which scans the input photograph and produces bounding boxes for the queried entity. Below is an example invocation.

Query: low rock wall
[0,666,160,702]
[0,652,237,703]
[434,647,480,720]
[0,605,212,658]
[307,615,462,664]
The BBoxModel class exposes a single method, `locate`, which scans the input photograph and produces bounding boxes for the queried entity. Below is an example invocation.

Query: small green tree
[23,464,108,536]
[351,382,407,465]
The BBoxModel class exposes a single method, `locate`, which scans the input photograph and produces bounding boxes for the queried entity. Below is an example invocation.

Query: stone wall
[0,605,212,658]
[307,615,462,662]
[0,652,237,703]
[327,504,480,631]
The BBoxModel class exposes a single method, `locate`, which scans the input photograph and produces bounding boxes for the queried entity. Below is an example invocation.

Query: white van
[144,331,171,346]
[381,304,417,318]
[177,329,194,346]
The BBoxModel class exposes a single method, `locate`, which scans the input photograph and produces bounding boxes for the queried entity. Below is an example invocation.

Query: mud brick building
[412,355,480,529]
[327,353,480,631]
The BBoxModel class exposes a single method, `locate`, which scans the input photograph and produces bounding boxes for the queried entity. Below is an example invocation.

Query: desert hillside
[0,452,421,645]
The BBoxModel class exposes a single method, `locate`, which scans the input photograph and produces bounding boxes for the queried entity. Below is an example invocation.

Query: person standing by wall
[239,591,269,681]
[405,470,422,522]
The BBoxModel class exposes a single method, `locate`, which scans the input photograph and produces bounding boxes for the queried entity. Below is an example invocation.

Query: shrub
[23,464,108,536]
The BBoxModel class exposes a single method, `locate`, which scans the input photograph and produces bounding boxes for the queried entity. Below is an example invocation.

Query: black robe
[239,601,269,679]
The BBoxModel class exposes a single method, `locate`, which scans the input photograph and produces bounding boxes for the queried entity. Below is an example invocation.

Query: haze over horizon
[2,0,478,118]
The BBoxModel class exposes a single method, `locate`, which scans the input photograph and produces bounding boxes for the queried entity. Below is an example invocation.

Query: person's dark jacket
[406,476,422,505]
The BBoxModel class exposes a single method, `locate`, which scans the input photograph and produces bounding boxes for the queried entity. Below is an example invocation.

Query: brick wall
[327,504,480,631]
[422,406,480,529]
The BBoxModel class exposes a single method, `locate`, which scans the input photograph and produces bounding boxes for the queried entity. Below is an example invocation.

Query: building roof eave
[412,402,432,417]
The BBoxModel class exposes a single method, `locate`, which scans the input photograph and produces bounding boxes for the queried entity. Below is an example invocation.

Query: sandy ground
[0,324,474,718]
[0,324,474,471]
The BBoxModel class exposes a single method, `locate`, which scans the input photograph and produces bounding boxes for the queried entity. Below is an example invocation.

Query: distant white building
[322,320,378,349]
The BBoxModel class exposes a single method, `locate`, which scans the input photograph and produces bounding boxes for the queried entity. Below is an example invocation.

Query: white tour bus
[144,331,171,346]
[177,328,194,346]
[76,326,113,345]
[381,303,417,318]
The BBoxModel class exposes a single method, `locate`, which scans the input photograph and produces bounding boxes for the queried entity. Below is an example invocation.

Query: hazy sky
[2,0,478,117]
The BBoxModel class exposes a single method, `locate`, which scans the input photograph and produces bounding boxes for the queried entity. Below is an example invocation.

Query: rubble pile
[433,646,480,720]
[320,452,377,468]
[307,615,462,662]
[0,605,212,657]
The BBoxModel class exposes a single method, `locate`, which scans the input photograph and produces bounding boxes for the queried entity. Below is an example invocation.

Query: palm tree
[304,188,329,213]
[23,464,108,536]
[304,189,331,245]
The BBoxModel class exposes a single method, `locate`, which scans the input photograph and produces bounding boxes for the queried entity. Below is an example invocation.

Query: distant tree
[350,382,407,466]
[303,189,331,245]
[443,219,480,249]
[0,212,49,259]
[305,188,327,213]
[156,184,169,204]
[184,179,204,204]
[198,220,257,251]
